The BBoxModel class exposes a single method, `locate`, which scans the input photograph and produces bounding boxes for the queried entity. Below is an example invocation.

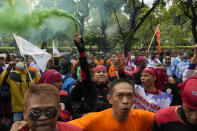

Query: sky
[144,0,154,7]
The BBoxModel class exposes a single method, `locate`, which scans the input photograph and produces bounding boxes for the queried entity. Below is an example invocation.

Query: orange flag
[155,25,161,53]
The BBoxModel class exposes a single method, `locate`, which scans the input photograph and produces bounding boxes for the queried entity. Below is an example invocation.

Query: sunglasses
[28,108,57,121]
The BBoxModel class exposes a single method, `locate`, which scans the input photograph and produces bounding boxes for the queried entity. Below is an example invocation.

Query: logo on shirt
[192,91,197,96]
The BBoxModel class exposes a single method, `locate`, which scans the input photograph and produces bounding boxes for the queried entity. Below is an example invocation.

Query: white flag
[13,34,52,72]
[53,41,61,57]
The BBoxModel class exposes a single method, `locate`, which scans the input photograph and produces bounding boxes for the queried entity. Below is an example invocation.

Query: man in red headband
[132,56,147,85]
[152,77,197,131]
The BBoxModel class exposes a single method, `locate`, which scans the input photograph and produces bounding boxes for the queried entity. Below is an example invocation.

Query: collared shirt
[147,58,161,68]
[172,57,181,67]
[175,60,190,79]
[166,64,175,77]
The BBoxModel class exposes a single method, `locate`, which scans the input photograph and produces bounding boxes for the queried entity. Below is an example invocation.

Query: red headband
[94,65,107,72]
[142,67,156,76]
[134,56,146,65]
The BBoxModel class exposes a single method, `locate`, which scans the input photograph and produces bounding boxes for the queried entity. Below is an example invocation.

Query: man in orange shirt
[68,79,155,131]
[89,52,100,66]
[11,79,155,131]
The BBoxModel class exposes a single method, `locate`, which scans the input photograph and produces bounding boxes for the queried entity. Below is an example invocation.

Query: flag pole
[25,63,33,82]
[148,25,159,51]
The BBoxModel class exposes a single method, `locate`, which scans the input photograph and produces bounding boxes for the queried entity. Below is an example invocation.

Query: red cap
[181,78,197,110]
[38,69,62,84]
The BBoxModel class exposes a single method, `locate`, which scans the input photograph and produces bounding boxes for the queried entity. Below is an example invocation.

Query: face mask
[16,62,25,70]
[131,56,135,61]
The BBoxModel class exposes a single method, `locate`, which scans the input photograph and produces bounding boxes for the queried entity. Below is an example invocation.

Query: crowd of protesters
[0,34,197,131]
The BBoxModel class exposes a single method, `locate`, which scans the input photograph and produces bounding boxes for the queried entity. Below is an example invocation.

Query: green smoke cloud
[0,0,78,33]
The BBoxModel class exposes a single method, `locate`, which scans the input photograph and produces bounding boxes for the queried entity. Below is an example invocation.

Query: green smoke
[0,0,78,33]
[29,8,78,33]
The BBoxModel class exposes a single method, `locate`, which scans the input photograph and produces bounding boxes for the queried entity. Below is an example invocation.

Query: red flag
[155,25,161,53]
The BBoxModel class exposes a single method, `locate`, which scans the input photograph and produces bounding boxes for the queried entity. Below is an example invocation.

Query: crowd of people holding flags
[0,34,196,131]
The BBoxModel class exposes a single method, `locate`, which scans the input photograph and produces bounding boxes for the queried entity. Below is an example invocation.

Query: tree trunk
[129,8,137,30]
[192,20,197,43]
[41,41,47,50]
[79,17,85,36]
[100,16,109,52]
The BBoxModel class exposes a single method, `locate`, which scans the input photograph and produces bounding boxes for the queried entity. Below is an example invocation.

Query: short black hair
[60,56,65,59]
[0,56,4,60]
[61,60,73,74]
[108,78,134,95]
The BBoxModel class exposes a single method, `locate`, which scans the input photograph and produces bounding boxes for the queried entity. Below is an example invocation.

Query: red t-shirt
[21,122,82,131]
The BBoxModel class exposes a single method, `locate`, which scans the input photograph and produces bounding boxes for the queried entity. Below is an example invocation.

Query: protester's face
[168,77,175,85]
[165,56,171,65]
[141,73,156,87]
[93,69,108,84]
[15,58,25,70]
[52,79,62,91]
[0,58,4,65]
[139,60,147,68]
[108,82,134,118]
[89,53,94,59]
[59,58,65,64]
[24,94,60,131]
[111,55,116,63]
[183,105,197,125]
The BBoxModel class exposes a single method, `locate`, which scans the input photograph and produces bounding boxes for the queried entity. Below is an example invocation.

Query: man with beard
[164,55,175,78]
[0,56,40,122]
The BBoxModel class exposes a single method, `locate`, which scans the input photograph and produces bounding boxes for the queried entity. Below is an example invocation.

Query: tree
[122,0,165,52]
[173,0,197,43]
[75,0,91,35]
[91,0,125,52]
[135,3,171,49]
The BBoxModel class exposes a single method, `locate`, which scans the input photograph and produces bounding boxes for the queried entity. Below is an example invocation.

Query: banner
[155,25,161,53]
[13,34,52,72]
[53,41,61,57]
[132,85,172,113]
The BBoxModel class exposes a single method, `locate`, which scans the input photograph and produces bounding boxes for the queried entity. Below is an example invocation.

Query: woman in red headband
[132,67,173,113]
[66,34,111,119]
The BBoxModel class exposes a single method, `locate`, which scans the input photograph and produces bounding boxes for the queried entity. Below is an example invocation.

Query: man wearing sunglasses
[12,83,81,131]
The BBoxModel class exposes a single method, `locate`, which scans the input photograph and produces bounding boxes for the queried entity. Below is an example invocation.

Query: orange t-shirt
[99,59,104,65]
[94,59,100,66]
[107,59,111,66]
[68,108,154,131]
[73,60,79,69]
[108,64,116,76]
